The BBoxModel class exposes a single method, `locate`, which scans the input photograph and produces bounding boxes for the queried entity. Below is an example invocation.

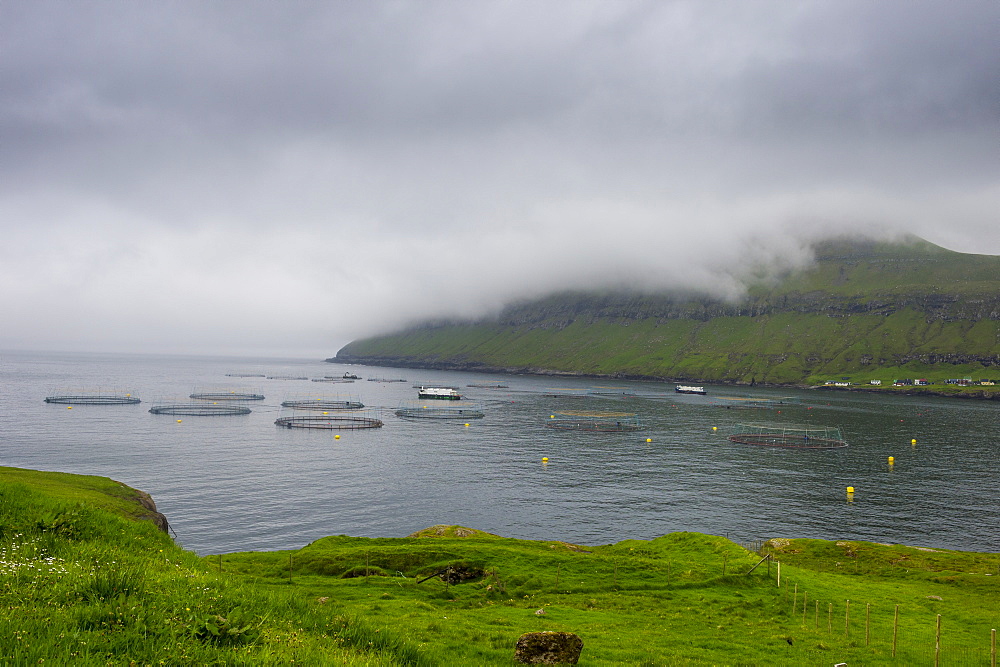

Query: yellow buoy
[67,406,73,410]
[911,438,917,445]
[464,423,470,427]
[646,438,652,442]
[334,434,340,440]
[550,415,555,419]
[712,426,717,431]
[176,419,182,423]
[541,457,549,462]
[888,456,895,464]
[846,486,855,493]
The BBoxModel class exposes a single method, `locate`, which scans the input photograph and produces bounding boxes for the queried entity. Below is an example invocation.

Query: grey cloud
[1,0,997,355]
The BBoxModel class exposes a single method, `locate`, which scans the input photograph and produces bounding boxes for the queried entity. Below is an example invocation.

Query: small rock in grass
[515,631,583,664]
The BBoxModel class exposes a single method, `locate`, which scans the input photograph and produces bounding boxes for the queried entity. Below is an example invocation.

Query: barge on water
[675,385,707,395]
[417,386,462,400]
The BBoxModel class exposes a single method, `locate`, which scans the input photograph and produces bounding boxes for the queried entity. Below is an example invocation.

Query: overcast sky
[2,1,997,357]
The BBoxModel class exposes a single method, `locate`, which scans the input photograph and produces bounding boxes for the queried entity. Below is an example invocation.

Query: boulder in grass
[514,631,583,664]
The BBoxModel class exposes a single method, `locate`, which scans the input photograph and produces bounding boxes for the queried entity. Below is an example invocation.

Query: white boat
[417,386,462,400]
[675,385,706,395]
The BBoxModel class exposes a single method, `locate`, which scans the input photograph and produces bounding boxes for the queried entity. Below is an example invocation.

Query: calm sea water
[1,350,998,555]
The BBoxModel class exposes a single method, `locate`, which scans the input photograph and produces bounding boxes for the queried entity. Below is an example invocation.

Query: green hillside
[335,237,1000,388]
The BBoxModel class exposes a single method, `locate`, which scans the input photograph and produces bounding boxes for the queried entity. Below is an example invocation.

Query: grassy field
[335,238,1000,389]
[3,466,998,665]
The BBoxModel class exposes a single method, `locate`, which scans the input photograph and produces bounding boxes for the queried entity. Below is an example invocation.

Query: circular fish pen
[394,401,485,420]
[728,423,847,448]
[44,394,141,405]
[274,415,383,430]
[545,411,642,432]
[149,403,252,416]
[713,396,801,409]
[281,399,364,411]
[189,392,265,401]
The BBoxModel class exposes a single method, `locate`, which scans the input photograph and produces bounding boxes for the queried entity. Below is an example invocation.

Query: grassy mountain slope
[335,237,1000,385]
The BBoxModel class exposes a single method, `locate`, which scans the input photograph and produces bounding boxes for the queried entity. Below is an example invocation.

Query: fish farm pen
[274,415,383,429]
[587,386,638,396]
[545,411,642,432]
[149,403,252,416]
[44,394,141,405]
[189,392,265,401]
[728,423,847,448]
[712,396,801,409]
[280,399,364,410]
[542,388,591,398]
[394,401,485,419]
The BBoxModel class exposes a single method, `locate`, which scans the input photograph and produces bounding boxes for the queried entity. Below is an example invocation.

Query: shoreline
[329,355,1000,401]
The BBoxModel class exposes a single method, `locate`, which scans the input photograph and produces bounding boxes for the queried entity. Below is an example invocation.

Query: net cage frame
[727,422,847,448]
[713,396,801,409]
[586,386,638,397]
[465,381,509,389]
[189,391,265,401]
[545,410,642,432]
[44,393,141,405]
[394,400,485,420]
[274,414,384,430]
[149,403,252,416]
[281,399,365,411]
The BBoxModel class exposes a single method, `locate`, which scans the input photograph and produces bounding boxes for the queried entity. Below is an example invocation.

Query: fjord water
[2,350,998,555]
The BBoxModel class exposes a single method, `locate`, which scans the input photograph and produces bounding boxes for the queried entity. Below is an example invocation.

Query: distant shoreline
[329,356,1000,400]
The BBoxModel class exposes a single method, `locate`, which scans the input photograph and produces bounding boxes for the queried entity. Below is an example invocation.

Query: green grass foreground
[3,467,998,665]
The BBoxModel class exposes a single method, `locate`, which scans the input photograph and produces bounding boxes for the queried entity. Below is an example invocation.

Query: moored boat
[675,385,707,395]
[417,386,462,400]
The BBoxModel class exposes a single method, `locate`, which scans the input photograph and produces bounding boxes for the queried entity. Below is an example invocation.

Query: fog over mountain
[2,1,996,356]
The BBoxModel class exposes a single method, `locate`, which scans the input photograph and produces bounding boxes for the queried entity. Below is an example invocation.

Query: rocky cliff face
[129,487,170,533]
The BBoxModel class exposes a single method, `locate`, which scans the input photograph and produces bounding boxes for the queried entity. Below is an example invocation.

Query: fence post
[793,584,798,614]
[802,591,807,626]
[815,600,819,630]
[289,553,293,584]
[845,599,850,639]
[828,603,833,635]
[935,614,941,667]
[892,605,899,658]
[777,561,781,588]
[866,602,871,645]
[991,627,995,667]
